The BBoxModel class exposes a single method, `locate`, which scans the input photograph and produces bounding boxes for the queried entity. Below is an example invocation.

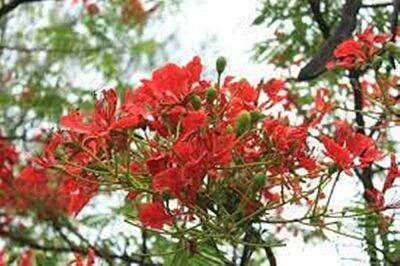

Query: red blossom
[19,250,34,266]
[309,88,332,127]
[383,154,400,193]
[181,110,207,138]
[321,122,382,172]
[152,167,182,196]
[139,202,172,229]
[365,188,385,210]
[263,78,286,104]
[86,249,95,266]
[327,26,389,70]
[320,136,352,171]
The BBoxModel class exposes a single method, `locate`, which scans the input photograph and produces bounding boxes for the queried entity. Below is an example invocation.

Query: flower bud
[371,56,383,70]
[253,174,266,190]
[386,42,397,53]
[226,125,234,134]
[216,56,227,75]
[190,94,201,110]
[205,87,217,103]
[250,111,264,123]
[235,110,251,136]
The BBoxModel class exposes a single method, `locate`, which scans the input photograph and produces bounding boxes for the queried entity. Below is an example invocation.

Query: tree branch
[298,0,362,81]
[0,229,155,265]
[307,0,330,39]
[361,2,393,8]
[264,246,277,266]
[350,73,392,265]
[0,0,43,20]
[390,0,400,67]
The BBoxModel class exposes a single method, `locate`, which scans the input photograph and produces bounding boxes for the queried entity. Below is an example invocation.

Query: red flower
[320,136,352,171]
[139,202,172,229]
[146,153,170,176]
[309,88,332,127]
[321,122,382,172]
[185,56,202,84]
[86,249,95,266]
[60,89,120,137]
[365,188,385,210]
[181,110,207,138]
[263,190,280,203]
[263,78,286,104]
[111,114,144,130]
[152,168,182,196]
[0,250,5,266]
[327,26,389,70]
[19,167,46,183]
[60,112,92,134]
[74,253,83,266]
[19,250,34,266]
[347,133,382,166]
[334,40,365,59]
[227,79,258,103]
[383,155,400,193]
[120,57,203,121]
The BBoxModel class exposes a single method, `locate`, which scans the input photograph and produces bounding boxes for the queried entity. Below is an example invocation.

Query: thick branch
[298,0,362,81]
[390,0,400,67]
[350,74,392,265]
[361,2,393,8]
[307,0,330,39]
[0,0,43,19]
[264,246,277,266]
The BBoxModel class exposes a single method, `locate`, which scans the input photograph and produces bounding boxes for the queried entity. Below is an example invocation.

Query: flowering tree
[0,0,171,148]
[1,0,400,265]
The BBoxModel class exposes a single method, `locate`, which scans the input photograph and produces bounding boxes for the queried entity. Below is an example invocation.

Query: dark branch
[307,0,330,39]
[0,0,43,20]
[0,230,154,265]
[264,246,277,266]
[390,0,400,67]
[361,2,393,8]
[298,0,362,81]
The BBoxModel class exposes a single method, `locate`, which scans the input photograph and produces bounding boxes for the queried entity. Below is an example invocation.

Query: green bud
[386,42,397,53]
[216,56,227,75]
[235,111,251,136]
[205,87,217,103]
[252,15,265,25]
[328,165,338,176]
[250,111,265,123]
[253,174,266,190]
[226,125,234,134]
[371,56,383,70]
[190,94,202,110]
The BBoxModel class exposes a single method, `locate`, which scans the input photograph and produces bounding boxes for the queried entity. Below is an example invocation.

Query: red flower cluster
[327,26,389,70]
[321,121,382,175]
[0,56,394,234]
[364,154,400,213]
[0,132,98,217]
[56,57,319,228]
